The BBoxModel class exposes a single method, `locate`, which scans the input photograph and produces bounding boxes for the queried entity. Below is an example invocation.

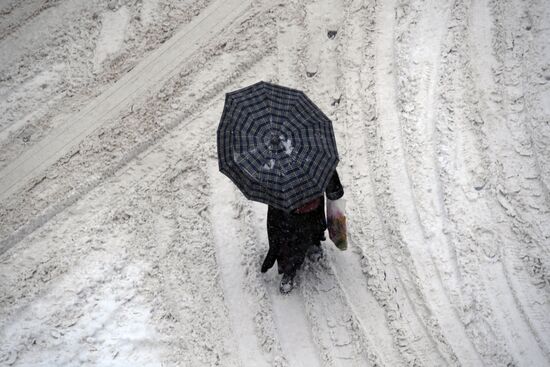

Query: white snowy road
[0,0,253,200]
[1,0,549,366]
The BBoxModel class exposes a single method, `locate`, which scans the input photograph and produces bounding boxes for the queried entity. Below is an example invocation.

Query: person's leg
[263,206,284,273]
[307,212,325,262]
[268,209,321,293]
[277,234,309,293]
[261,244,278,273]
[278,238,308,275]
[307,241,323,262]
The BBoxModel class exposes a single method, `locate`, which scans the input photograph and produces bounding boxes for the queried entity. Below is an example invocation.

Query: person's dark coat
[261,170,344,275]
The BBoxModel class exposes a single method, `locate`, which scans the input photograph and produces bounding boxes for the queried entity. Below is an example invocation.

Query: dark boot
[307,243,324,262]
[279,272,296,294]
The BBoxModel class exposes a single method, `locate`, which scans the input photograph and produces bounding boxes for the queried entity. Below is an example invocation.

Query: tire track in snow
[336,3,450,365]
[0,0,62,41]
[482,6,550,352]
[208,162,272,367]
[283,0,439,364]
[0,48,280,364]
[391,0,490,365]
[503,0,550,356]
[0,122,181,327]
[0,34,269,255]
[521,0,550,196]
[432,9,519,363]
[401,1,517,364]
[0,105,234,365]
[247,202,323,367]
[153,122,244,365]
[0,235,161,366]
[0,0,254,201]
[489,0,550,266]
[372,0,471,365]
[334,0,432,365]
[258,5,380,363]
[300,262,374,366]
[0,18,280,362]
[432,0,542,364]
[288,1,382,365]
[462,0,550,362]
[436,0,550,364]
[487,0,550,260]
[332,1,409,366]
[271,0,304,90]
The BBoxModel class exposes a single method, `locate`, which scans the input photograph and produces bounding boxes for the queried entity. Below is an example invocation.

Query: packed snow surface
[1,0,549,366]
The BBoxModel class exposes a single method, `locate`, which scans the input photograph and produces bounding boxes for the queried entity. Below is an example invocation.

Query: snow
[209,162,270,366]
[140,0,159,27]
[1,0,550,366]
[281,138,293,155]
[263,159,275,170]
[93,6,130,72]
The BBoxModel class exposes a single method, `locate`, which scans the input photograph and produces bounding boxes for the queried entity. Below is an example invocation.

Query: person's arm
[326,170,344,200]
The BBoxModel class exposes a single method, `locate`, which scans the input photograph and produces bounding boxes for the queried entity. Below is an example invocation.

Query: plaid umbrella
[217,81,339,212]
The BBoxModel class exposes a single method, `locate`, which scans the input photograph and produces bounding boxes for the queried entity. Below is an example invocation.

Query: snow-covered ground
[0,0,549,365]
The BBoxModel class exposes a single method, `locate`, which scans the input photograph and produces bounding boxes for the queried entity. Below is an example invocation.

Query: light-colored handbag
[326,197,347,250]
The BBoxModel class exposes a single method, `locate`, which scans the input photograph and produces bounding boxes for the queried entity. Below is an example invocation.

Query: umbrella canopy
[217,81,339,212]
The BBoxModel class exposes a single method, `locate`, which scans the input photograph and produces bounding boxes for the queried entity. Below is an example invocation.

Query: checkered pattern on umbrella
[217,81,339,212]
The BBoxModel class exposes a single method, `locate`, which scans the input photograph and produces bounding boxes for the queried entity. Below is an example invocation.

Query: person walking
[261,169,344,293]
[217,81,347,294]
